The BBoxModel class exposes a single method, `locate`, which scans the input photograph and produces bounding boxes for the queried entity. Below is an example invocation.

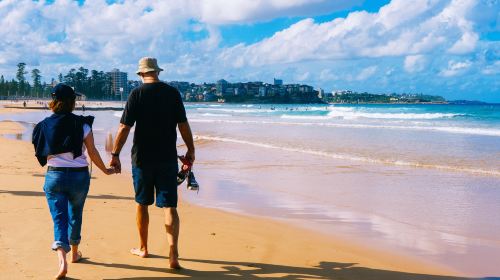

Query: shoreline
[3,105,125,111]
[0,103,494,116]
[0,119,470,279]
[4,100,498,109]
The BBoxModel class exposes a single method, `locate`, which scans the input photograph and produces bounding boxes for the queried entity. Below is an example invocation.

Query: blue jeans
[43,170,90,253]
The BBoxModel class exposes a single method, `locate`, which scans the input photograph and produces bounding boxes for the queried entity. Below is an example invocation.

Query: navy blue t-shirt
[120,82,187,166]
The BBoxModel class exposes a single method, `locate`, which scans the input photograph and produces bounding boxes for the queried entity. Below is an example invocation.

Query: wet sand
[0,119,470,279]
[0,120,25,134]
[0,105,25,115]
[185,135,500,276]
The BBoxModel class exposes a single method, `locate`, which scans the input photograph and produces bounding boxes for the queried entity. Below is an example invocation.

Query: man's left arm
[110,123,131,173]
[178,121,195,163]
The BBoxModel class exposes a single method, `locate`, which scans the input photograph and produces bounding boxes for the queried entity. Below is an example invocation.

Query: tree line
[0,63,115,100]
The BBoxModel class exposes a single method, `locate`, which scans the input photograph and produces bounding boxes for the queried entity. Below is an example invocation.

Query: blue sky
[0,0,499,102]
[217,0,392,46]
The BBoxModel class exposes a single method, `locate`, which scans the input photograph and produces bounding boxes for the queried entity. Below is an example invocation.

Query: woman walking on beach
[32,84,114,279]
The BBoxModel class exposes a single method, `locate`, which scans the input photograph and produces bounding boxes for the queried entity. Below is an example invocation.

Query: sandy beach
[0,117,476,279]
[1,0,499,278]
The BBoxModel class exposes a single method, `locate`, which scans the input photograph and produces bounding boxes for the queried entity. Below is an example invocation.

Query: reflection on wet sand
[186,138,500,275]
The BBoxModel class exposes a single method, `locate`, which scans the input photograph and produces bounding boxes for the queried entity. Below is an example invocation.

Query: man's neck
[142,78,160,84]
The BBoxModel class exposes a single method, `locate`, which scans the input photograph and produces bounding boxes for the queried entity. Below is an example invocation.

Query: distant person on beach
[32,84,115,279]
[110,57,195,269]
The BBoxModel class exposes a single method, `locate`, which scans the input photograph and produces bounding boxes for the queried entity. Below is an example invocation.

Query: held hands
[104,151,193,175]
[109,155,122,174]
[103,168,116,175]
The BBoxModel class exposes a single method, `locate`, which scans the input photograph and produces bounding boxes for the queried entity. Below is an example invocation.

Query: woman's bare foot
[55,260,67,279]
[130,248,148,258]
[71,251,82,263]
[55,249,68,279]
[70,245,83,263]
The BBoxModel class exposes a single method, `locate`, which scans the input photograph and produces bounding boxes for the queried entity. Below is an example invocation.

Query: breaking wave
[190,118,500,137]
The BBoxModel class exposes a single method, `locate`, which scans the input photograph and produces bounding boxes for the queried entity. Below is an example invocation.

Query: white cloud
[39,42,65,56]
[404,55,427,73]
[482,61,500,75]
[0,0,488,72]
[448,32,479,54]
[355,66,377,81]
[319,69,338,81]
[219,0,482,66]
[0,0,362,75]
[296,71,310,81]
[439,60,472,77]
[194,0,362,25]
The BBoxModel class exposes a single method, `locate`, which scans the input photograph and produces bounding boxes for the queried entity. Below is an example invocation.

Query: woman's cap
[136,57,163,74]
[51,83,81,99]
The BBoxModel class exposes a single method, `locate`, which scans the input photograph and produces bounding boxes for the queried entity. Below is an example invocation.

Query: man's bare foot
[55,259,67,279]
[130,248,148,258]
[169,259,182,270]
[71,251,82,263]
[169,250,181,269]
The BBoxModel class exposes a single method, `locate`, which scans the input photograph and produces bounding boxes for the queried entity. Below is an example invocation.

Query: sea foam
[190,118,500,137]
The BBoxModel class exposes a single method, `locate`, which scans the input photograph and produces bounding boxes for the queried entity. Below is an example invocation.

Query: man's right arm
[111,89,136,173]
[110,123,131,173]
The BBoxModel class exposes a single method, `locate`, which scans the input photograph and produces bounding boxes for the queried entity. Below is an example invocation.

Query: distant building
[334,90,353,96]
[318,88,325,99]
[216,79,228,96]
[203,91,217,102]
[125,78,323,103]
[258,86,267,97]
[244,81,263,96]
[169,81,191,97]
[299,85,313,93]
[108,69,128,99]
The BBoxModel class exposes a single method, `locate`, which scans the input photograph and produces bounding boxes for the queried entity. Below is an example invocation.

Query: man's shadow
[0,189,133,200]
[78,258,498,280]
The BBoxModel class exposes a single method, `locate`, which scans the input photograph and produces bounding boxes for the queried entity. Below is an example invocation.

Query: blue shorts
[132,164,178,208]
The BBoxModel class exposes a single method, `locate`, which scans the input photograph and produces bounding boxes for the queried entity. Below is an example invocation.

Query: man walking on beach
[110,57,195,269]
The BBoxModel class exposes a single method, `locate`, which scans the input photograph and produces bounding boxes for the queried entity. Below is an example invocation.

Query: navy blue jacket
[32,113,94,166]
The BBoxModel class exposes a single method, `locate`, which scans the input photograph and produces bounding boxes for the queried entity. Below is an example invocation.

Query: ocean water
[1,102,500,275]
[188,103,500,175]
